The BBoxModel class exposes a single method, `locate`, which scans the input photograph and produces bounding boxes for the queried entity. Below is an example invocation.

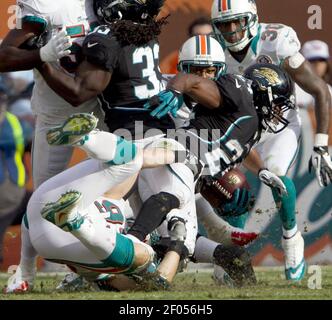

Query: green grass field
[1,266,332,300]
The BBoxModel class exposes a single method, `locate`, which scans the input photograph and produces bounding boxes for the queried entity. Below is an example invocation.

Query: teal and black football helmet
[244,63,296,133]
[93,0,164,24]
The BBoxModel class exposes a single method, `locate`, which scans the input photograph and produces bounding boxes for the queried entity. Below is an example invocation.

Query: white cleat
[4,266,34,294]
[282,231,306,281]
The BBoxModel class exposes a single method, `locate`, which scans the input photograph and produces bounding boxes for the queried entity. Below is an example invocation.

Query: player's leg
[194,235,257,287]
[258,123,305,281]
[195,194,258,246]
[28,188,154,279]
[132,163,196,256]
[32,116,74,189]
[4,215,37,293]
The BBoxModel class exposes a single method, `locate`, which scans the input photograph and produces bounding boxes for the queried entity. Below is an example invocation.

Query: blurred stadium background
[0,0,331,275]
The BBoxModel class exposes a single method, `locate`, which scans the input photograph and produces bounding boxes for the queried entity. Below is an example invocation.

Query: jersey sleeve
[216,74,253,111]
[82,25,121,72]
[276,26,301,62]
[17,0,51,31]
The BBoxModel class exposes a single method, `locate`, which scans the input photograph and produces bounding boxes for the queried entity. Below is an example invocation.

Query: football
[200,168,250,208]
[217,168,250,200]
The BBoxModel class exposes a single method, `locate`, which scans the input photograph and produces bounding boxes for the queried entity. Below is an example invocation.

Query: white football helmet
[211,0,259,52]
[178,35,227,79]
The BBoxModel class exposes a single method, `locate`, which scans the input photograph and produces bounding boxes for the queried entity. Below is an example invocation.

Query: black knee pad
[213,244,257,287]
[128,192,180,241]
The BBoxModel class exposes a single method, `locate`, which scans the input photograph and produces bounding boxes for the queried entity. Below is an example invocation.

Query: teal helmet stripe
[195,35,200,55]
[207,35,211,55]
[228,0,232,10]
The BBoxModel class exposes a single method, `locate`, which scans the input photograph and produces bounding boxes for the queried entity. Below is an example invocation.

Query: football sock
[272,176,297,233]
[198,209,244,246]
[19,217,37,281]
[193,235,218,263]
[78,131,137,165]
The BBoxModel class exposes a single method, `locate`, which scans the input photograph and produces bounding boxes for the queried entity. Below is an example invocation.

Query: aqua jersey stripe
[187,116,254,145]
[23,213,29,230]
[250,24,262,55]
[46,234,135,271]
[227,0,232,10]
[102,233,135,268]
[195,35,200,55]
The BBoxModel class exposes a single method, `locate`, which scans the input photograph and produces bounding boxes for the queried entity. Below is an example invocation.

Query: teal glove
[217,188,254,217]
[144,89,184,119]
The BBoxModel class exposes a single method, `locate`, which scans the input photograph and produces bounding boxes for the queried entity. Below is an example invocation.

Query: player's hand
[143,89,184,119]
[40,28,72,62]
[219,188,253,217]
[309,147,332,187]
[258,169,287,196]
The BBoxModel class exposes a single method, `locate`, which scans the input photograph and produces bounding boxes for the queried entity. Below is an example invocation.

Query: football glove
[143,89,184,119]
[40,28,72,62]
[258,169,288,196]
[309,134,332,187]
[218,188,253,217]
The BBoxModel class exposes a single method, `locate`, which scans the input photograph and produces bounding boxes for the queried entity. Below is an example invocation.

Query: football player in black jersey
[144,62,295,197]
[37,0,201,264]
[38,0,171,135]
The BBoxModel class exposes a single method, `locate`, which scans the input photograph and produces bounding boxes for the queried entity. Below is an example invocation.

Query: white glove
[39,28,72,62]
[258,169,288,196]
[309,133,332,187]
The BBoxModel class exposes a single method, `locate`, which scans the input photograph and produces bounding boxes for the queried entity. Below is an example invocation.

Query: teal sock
[223,212,249,230]
[271,176,297,231]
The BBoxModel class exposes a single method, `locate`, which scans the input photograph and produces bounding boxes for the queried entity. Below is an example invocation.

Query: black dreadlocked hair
[109,15,169,47]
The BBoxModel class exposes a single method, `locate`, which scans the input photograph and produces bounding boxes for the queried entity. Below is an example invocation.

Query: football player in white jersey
[5,113,187,292]
[0,0,105,292]
[208,0,332,280]
[1,0,104,188]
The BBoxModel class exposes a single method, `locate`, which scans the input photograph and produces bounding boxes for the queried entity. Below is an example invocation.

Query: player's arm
[167,72,222,109]
[283,58,331,134]
[243,149,287,195]
[0,24,44,72]
[39,59,111,106]
[276,26,332,186]
[143,72,223,119]
[287,56,332,187]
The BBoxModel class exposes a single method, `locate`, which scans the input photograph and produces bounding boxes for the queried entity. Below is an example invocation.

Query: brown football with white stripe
[215,168,250,201]
[200,168,250,208]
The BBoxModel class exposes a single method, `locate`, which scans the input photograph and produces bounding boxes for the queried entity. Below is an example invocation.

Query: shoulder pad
[260,23,301,61]
[83,25,121,71]
[17,0,58,15]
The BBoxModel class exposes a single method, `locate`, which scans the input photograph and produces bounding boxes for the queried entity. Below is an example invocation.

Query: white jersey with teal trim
[225,22,302,133]
[225,23,301,74]
[17,0,99,122]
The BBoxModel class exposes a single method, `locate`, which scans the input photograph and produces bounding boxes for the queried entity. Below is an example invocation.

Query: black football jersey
[176,74,261,176]
[82,25,171,135]
[189,74,260,150]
